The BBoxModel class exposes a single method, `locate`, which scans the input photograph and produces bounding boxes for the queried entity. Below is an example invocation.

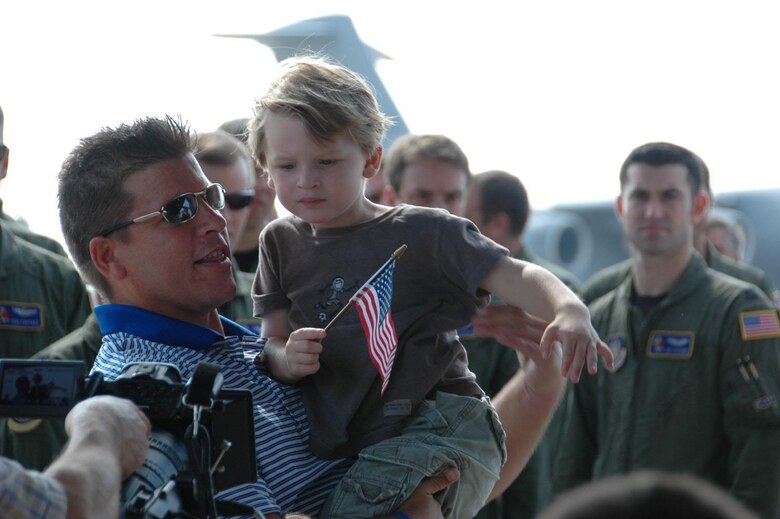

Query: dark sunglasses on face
[96,183,226,237]
[224,189,256,210]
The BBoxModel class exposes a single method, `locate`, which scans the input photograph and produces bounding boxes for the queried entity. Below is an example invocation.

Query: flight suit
[579,243,777,306]
[0,204,67,257]
[0,222,91,359]
[555,253,780,518]
[0,314,102,470]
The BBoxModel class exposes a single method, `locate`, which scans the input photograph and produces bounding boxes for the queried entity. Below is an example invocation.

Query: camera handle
[175,363,224,518]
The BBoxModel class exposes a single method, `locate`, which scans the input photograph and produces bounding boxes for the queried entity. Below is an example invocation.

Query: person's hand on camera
[65,395,151,477]
[46,396,150,518]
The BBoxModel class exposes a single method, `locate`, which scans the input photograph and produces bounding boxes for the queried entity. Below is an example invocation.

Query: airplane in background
[220,15,409,150]
[225,15,780,290]
[523,189,780,288]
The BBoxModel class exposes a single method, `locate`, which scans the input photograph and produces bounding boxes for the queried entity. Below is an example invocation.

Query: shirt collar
[94,304,256,351]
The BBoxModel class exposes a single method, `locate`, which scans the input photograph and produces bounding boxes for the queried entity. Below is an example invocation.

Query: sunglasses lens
[205,184,226,211]
[225,194,253,210]
[161,194,198,224]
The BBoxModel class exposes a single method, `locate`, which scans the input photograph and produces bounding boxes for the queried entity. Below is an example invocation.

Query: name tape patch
[646,330,695,359]
[0,302,44,331]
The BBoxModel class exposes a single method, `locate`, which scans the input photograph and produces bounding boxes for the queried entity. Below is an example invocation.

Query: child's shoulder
[260,214,308,236]
[392,204,462,224]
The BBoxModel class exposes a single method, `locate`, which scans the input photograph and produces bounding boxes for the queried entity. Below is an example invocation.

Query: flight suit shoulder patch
[739,310,780,341]
[7,417,43,433]
[606,335,627,372]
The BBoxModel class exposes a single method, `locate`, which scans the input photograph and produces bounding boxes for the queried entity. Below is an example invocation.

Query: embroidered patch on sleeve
[753,394,777,412]
[606,335,627,372]
[739,310,780,340]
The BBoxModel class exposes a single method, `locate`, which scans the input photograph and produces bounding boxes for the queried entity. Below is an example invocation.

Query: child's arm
[260,308,325,384]
[480,256,613,382]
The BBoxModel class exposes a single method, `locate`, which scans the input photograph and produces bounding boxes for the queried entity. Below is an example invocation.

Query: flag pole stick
[322,244,407,332]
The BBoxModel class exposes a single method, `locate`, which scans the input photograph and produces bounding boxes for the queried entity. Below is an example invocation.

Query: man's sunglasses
[224,189,255,210]
[97,183,226,237]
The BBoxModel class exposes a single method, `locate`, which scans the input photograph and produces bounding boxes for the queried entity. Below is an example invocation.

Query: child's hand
[284,328,326,381]
[541,304,613,383]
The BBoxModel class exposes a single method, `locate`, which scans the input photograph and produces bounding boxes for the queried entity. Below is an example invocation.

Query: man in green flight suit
[0,106,91,359]
[0,221,92,359]
[553,142,780,518]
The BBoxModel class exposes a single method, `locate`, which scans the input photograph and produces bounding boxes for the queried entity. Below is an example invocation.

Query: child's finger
[567,339,587,383]
[596,340,614,370]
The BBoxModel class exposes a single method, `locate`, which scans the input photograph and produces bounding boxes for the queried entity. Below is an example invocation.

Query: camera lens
[121,431,188,516]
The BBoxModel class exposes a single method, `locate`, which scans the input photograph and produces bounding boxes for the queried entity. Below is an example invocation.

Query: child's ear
[363,147,383,178]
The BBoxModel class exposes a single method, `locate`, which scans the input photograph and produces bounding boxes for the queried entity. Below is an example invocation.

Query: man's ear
[0,147,9,181]
[383,186,399,207]
[484,212,510,236]
[363,147,383,178]
[691,190,711,226]
[89,236,128,281]
[615,193,625,219]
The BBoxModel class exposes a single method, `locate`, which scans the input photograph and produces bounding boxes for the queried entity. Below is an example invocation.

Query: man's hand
[471,305,546,360]
[47,396,150,519]
[284,468,460,519]
[64,395,151,477]
[472,304,613,383]
[394,467,461,519]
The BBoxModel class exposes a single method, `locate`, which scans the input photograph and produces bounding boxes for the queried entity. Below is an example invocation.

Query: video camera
[0,359,258,518]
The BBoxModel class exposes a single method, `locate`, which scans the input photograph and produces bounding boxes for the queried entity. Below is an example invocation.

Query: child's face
[264,112,380,230]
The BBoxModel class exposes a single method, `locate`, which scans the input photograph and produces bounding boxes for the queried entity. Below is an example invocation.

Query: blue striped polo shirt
[92,304,351,516]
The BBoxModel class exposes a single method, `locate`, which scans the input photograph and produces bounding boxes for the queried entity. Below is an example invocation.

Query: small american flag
[740,310,780,340]
[352,256,399,396]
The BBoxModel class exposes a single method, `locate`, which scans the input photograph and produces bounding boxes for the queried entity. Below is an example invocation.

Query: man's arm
[44,396,150,519]
[485,336,565,500]
[480,256,612,382]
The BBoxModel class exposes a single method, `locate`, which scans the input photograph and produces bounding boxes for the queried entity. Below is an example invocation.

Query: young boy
[250,56,610,518]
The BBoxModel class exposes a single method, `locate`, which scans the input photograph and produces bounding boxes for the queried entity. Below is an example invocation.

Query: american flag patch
[739,310,780,340]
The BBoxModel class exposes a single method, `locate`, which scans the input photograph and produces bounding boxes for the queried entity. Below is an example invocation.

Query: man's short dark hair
[194,129,254,181]
[383,134,470,193]
[58,115,193,297]
[218,118,250,144]
[471,170,530,236]
[619,142,705,196]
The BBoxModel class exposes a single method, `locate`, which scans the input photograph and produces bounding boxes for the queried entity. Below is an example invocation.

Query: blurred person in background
[219,117,278,273]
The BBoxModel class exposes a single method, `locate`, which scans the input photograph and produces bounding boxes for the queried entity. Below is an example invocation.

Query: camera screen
[0,360,84,418]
